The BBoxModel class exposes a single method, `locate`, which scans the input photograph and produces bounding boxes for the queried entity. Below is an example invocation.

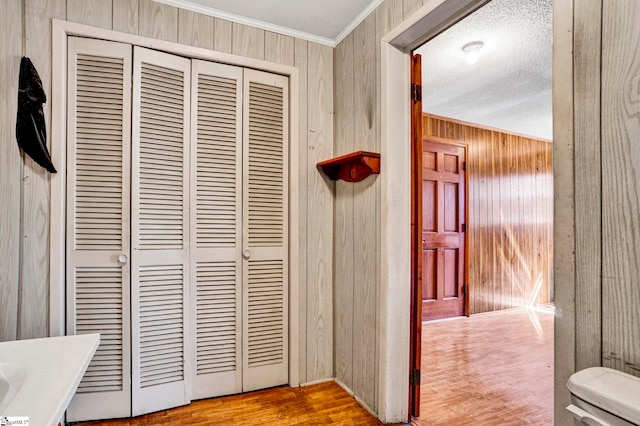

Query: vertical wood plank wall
[0,0,334,387]
[332,0,426,413]
[556,2,640,422]
[601,0,640,377]
[422,114,553,314]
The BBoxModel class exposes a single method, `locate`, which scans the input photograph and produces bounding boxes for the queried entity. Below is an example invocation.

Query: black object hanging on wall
[16,57,57,173]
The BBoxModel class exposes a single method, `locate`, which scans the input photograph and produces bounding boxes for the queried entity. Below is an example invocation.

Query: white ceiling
[415,0,552,140]
[155,0,381,45]
[156,0,553,140]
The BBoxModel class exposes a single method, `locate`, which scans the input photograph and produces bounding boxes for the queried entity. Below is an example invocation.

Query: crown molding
[153,0,336,47]
[334,0,383,45]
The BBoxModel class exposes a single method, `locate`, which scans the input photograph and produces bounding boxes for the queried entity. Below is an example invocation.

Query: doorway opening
[407,0,554,421]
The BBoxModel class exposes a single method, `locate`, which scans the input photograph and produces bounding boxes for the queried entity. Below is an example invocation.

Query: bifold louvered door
[66,38,289,421]
[130,47,191,416]
[242,70,289,392]
[190,60,243,399]
[66,37,133,422]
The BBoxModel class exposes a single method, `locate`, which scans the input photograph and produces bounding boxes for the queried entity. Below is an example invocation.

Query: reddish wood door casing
[422,139,466,321]
[409,53,422,418]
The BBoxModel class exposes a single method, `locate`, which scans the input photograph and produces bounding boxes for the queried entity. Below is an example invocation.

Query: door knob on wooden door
[242,249,252,259]
[117,253,128,266]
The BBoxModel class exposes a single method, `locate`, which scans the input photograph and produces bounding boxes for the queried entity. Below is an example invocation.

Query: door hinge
[411,83,422,103]
[463,284,468,295]
[462,161,467,171]
[410,368,421,386]
[461,223,466,232]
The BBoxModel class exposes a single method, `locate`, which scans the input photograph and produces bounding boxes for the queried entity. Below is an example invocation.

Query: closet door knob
[117,253,128,265]
[242,249,251,259]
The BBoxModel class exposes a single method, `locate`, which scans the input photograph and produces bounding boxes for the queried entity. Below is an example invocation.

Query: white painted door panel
[131,46,191,416]
[242,69,289,392]
[190,60,244,400]
[66,37,133,422]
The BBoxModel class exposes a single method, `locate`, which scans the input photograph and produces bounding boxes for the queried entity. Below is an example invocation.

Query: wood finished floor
[81,308,552,426]
[81,381,386,426]
[414,307,554,426]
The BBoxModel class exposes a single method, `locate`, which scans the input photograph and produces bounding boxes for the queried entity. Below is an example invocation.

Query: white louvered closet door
[66,37,133,422]
[190,60,243,399]
[242,69,289,392]
[131,47,191,416]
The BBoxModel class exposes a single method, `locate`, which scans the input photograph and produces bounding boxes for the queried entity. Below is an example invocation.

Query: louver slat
[76,267,123,393]
[196,262,237,375]
[74,54,125,251]
[138,63,185,249]
[196,75,238,247]
[247,260,284,367]
[247,82,284,247]
[140,265,184,388]
[139,265,185,388]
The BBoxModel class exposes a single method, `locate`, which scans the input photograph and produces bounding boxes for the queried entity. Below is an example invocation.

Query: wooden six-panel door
[422,139,466,321]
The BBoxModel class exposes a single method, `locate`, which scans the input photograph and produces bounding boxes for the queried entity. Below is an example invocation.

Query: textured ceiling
[156,0,379,44]
[415,0,552,140]
[158,0,552,140]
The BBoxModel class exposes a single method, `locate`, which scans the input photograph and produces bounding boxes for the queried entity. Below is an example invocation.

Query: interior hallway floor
[80,307,551,426]
[81,380,388,426]
[413,307,554,426]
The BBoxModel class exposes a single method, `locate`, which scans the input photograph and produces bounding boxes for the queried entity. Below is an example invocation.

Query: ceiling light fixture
[462,41,484,64]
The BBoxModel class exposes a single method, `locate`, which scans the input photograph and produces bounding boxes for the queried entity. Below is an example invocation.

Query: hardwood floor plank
[83,381,387,426]
[414,308,554,426]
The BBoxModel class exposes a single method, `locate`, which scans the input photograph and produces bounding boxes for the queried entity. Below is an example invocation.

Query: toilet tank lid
[567,367,640,424]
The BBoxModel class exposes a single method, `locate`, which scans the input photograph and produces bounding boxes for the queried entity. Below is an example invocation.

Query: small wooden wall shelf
[317,151,380,182]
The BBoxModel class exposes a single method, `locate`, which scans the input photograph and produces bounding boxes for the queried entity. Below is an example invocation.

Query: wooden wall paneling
[490,131,501,312]
[294,38,309,384]
[523,138,533,302]
[535,143,547,302]
[464,126,477,313]
[491,130,501,311]
[352,14,377,410]
[213,18,232,54]
[113,0,138,34]
[512,136,524,306]
[376,0,405,38]
[403,0,424,20]
[0,0,22,342]
[138,0,178,42]
[67,0,113,29]
[482,128,493,313]
[532,141,541,304]
[511,136,520,305]
[232,23,265,60]
[522,137,535,304]
[265,32,295,66]
[509,136,518,305]
[178,9,214,49]
[423,115,553,314]
[475,128,489,314]
[333,34,355,389]
[306,42,334,382]
[526,139,536,302]
[498,134,510,310]
[20,0,66,340]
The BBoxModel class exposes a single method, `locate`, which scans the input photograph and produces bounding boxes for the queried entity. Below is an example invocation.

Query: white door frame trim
[49,19,301,387]
[377,0,491,421]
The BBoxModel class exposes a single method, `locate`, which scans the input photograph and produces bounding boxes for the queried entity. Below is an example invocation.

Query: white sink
[0,334,99,426]
[0,362,26,413]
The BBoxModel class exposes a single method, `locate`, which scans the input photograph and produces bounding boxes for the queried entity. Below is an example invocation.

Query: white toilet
[567,367,640,426]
